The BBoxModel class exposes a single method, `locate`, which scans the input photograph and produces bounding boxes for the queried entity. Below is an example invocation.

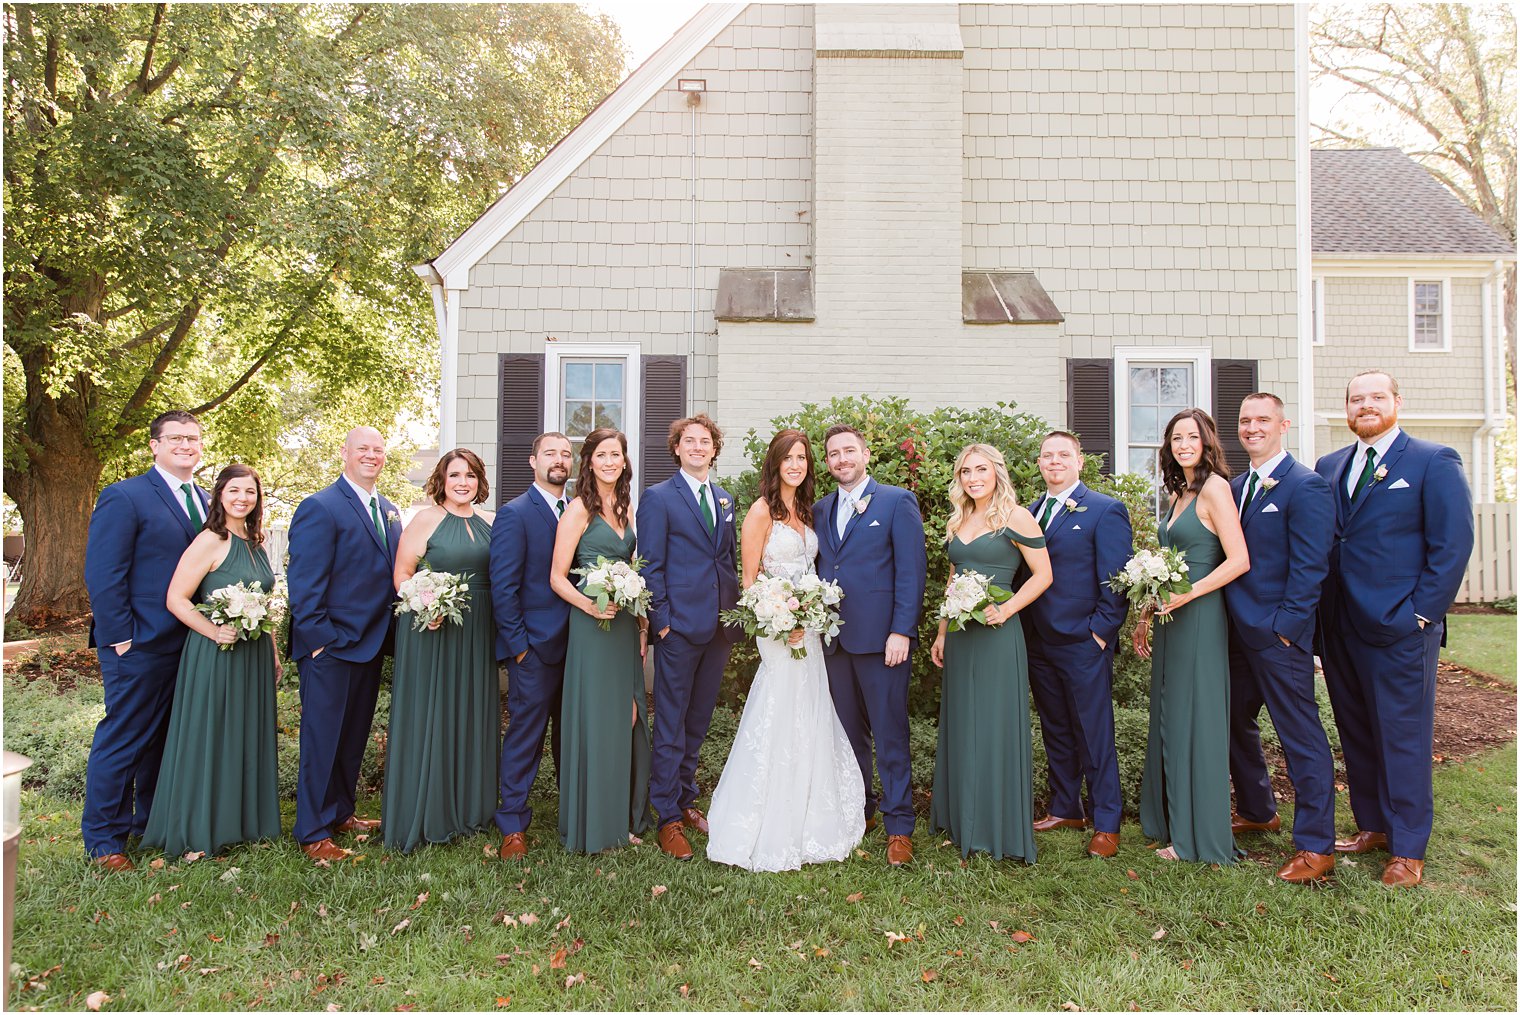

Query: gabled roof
[425,3,747,290]
[1311,147,1514,259]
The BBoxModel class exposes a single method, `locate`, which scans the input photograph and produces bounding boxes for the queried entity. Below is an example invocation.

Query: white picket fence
[1459,503,1516,604]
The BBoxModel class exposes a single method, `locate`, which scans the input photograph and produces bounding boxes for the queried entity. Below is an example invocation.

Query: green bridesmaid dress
[558,514,653,854]
[383,511,499,852]
[1139,497,1238,864]
[931,528,1045,863]
[142,535,280,856]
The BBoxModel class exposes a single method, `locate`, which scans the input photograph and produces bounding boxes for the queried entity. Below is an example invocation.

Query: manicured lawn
[1442,613,1518,685]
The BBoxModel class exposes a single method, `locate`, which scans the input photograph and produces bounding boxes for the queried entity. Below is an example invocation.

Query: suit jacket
[814,478,928,655]
[1223,454,1334,651]
[1314,432,1474,648]
[287,477,402,663]
[84,470,211,655]
[490,489,571,664]
[1021,482,1131,647]
[636,473,740,643]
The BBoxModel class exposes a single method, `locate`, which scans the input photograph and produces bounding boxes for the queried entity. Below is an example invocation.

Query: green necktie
[1350,447,1377,503]
[555,498,566,517]
[698,483,715,533]
[370,495,388,546]
[180,483,203,531]
[1037,497,1057,531]
[1240,472,1259,515]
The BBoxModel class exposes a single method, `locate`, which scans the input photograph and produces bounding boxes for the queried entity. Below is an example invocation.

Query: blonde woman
[929,444,1052,861]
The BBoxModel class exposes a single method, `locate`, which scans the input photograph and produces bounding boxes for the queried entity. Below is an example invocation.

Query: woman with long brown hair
[383,448,499,852]
[1133,408,1250,864]
[706,429,865,871]
[549,429,653,853]
[143,464,280,857]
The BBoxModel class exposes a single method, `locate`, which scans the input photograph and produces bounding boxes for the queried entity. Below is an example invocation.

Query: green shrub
[2,674,104,797]
[1493,595,1517,614]
[4,615,37,642]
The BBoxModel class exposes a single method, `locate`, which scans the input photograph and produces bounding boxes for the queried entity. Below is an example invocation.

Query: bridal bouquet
[196,578,287,650]
[394,567,471,632]
[721,572,845,659]
[572,555,652,631]
[937,569,1013,632]
[1108,546,1192,623]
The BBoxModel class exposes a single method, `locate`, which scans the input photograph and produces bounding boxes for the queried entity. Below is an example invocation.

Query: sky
[583,0,708,76]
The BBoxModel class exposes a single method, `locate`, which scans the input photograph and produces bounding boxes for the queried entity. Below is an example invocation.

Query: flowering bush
[572,554,652,631]
[196,579,286,650]
[721,571,844,659]
[394,568,470,632]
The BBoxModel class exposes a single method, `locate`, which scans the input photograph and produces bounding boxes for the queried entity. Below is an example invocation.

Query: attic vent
[714,269,815,323]
[962,272,1064,325]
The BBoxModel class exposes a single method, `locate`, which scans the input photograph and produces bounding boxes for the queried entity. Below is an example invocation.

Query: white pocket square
[724,514,733,522]
[1261,503,1280,513]
[869,519,881,527]
[1388,478,1410,490]
[1071,524,1082,530]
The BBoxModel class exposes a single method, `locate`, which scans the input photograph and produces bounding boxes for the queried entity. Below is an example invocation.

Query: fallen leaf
[410,893,429,910]
[519,913,540,925]
[371,976,385,985]
[951,915,965,926]
[183,851,206,863]
[318,904,329,918]
[85,990,111,1011]
[1181,959,1193,971]
[1010,930,1035,943]
[555,915,572,931]
[359,934,378,952]
[1061,1004,1082,1012]
[1321,971,1339,983]
[1128,1004,1140,1012]
[564,973,584,988]
[1151,928,1167,941]
[988,920,1000,930]
[846,892,864,903]
[391,918,411,935]
[147,893,163,906]
[355,834,369,842]
[884,931,910,948]
[326,1005,340,1012]
[814,947,830,957]
[854,849,870,859]
[495,999,511,1008]
[549,948,568,970]
[198,967,222,976]
[149,858,166,870]
[394,1006,416,1012]
[679,984,690,998]
[207,934,223,943]
[921,969,938,983]
[1125,869,1139,880]
[263,933,280,948]
[748,958,764,969]
[1255,903,1268,914]
[651,885,668,899]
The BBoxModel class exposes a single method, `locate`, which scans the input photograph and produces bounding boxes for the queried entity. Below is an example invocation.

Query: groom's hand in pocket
[884,633,910,667]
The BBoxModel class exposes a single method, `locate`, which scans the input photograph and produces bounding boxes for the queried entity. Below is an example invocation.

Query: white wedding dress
[706,522,866,872]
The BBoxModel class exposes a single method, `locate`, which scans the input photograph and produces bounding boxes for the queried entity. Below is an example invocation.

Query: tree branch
[135,4,166,94]
[112,302,203,436]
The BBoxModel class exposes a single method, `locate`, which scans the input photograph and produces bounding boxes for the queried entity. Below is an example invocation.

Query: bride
[706,429,865,871]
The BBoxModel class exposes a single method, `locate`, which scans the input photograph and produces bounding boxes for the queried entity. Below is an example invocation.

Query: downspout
[1293,4,1315,461]
[413,262,455,451]
[1472,259,1504,503]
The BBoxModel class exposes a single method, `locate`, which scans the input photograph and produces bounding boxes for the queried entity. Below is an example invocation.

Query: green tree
[3,3,625,623]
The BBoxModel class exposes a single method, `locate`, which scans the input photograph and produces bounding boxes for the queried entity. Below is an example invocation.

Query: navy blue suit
[1020,483,1131,834]
[637,473,740,827]
[490,488,571,836]
[1223,455,1336,853]
[287,478,401,843]
[1315,432,1473,859]
[81,470,209,857]
[815,479,928,836]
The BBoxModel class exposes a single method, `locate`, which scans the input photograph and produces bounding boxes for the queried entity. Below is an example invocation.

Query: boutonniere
[1371,465,1389,486]
[386,510,400,525]
[1064,498,1087,513]
[1259,477,1279,492]
[718,497,730,510]
[853,494,872,515]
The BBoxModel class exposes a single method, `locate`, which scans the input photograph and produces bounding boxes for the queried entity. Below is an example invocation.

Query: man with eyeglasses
[83,409,211,871]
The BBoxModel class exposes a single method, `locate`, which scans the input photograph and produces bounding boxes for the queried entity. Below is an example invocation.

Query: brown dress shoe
[499,832,527,860]
[1276,850,1334,883]
[92,852,135,873]
[1032,814,1087,832]
[657,820,693,861]
[1230,812,1281,833]
[1382,856,1424,887]
[864,814,880,834]
[332,815,381,834]
[681,807,710,834]
[1087,831,1120,858]
[886,834,914,866]
[1334,830,1389,854]
[302,838,351,862]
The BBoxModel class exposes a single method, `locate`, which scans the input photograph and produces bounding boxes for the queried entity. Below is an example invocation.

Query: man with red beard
[1314,371,1473,887]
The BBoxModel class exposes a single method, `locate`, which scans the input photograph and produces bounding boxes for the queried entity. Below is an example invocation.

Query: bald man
[287,427,403,862]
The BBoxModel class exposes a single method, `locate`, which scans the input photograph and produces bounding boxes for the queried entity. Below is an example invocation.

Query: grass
[1442,613,1518,685]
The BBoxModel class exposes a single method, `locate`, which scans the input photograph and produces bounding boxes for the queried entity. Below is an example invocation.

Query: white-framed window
[1113,346,1212,522]
[1409,278,1451,352]
[1311,276,1325,346]
[543,342,642,493]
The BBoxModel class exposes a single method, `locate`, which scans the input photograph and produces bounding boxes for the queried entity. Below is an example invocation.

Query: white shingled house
[416,2,1308,518]
[1310,147,1514,502]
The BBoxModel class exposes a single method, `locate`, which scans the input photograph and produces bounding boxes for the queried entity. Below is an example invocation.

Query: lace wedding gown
[706,522,866,872]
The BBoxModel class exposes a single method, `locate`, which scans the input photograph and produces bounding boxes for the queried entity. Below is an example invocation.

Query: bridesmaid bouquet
[1109,547,1192,624]
[394,568,471,632]
[196,579,286,650]
[721,572,845,659]
[937,569,1013,632]
[572,555,652,631]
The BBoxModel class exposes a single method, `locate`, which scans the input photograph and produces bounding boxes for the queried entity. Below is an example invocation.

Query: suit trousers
[825,649,914,836]
[1226,631,1336,854]
[294,650,384,843]
[650,630,731,827]
[82,646,180,857]
[1321,618,1442,859]
[494,647,564,836]
[1025,633,1123,834]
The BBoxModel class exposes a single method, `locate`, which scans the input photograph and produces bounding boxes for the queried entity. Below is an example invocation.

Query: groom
[638,414,740,861]
[815,424,927,866]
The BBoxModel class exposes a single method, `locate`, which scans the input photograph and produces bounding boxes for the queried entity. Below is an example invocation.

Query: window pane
[564,401,595,437]
[564,362,594,399]
[1129,366,1158,404]
[595,402,623,431]
[1415,282,1441,314]
[1131,405,1160,444]
[595,362,624,399]
[1159,367,1191,406]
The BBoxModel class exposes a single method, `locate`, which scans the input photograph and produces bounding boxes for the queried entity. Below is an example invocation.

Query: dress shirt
[1241,450,1288,511]
[343,474,383,517]
[533,483,568,519]
[677,469,716,519]
[1038,480,1080,529]
[834,477,869,541]
[1345,426,1402,500]
[154,465,200,522]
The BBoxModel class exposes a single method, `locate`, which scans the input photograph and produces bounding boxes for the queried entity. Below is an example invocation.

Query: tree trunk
[9,407,103,627]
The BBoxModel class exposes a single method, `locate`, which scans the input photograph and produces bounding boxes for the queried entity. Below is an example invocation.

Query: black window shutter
[1211,359,1258,478]
[640,355,687,490]
[497,353,545,507]
[1067,358,1114,475]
